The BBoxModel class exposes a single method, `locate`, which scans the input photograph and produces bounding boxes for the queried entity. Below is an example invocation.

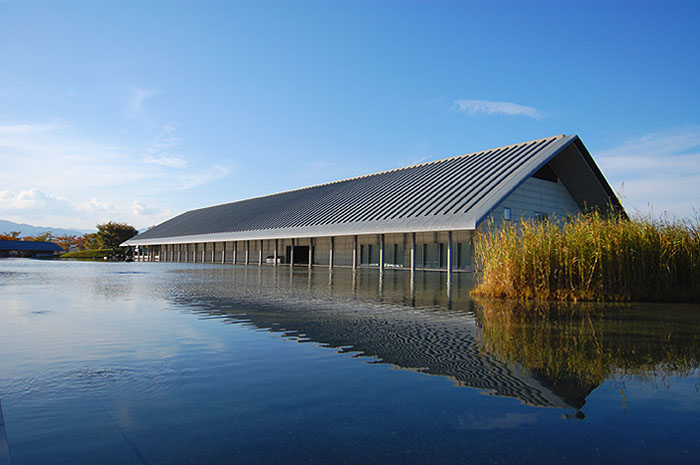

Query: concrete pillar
[379,234,385,271]
[245,241,250,265]
[201,243,205,263]
[308,238,313,268]
[352,235,358,269]
[177,245,181,262]
[259,240,263,266]
[274,239,278,266]
[233,241,238,264]
[211,243,215,263]
[290,238,295,267]
[447,231,453,275]
[410,232,416,273]
[222,243,226,264]
[329,236,334,269]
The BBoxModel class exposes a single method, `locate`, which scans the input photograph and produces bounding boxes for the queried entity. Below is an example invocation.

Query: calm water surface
[0,259,698,464]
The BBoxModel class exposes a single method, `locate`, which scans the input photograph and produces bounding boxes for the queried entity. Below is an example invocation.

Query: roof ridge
[193,134,567,212]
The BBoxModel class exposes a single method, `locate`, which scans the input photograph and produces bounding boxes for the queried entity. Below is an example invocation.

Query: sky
[1,1,699,231]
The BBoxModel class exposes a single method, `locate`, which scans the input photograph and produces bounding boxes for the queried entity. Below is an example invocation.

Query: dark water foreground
[0,259,698,464]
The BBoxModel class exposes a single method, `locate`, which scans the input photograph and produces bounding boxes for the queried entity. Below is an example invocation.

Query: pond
[0,259,698,464]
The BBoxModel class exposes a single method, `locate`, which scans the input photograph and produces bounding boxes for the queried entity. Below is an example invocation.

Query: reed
[471,212,700,302]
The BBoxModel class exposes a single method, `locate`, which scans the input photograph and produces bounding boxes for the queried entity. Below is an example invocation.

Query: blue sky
[1,1,698,230]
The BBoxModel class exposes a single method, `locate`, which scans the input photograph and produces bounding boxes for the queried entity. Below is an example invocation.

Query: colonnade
[132,230,472,275]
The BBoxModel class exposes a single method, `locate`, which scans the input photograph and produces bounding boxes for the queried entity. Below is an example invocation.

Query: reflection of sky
[1,259,699,464]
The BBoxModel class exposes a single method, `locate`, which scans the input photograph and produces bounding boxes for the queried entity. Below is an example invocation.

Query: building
[123,134,623,271]
[0,240,64,258]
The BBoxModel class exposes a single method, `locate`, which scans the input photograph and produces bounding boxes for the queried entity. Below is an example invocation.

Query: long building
[123,134,623,271]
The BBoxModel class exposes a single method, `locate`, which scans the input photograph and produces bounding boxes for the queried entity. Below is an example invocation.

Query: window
[534,212,548,222]
[503,207,512,221]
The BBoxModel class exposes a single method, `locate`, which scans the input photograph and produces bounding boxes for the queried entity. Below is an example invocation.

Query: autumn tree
[54,234,79,252]
[0,231,22,241]
[96,222,138,250]
[23,232,54,242]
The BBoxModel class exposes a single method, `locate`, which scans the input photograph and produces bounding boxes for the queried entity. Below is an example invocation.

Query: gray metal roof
[125,134,621,246]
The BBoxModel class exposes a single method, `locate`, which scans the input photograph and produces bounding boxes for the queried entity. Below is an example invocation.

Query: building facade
[123,134,623,272]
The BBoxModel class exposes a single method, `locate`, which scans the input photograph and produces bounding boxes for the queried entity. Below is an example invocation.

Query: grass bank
[471,213,700,302]
[60,249,112,259]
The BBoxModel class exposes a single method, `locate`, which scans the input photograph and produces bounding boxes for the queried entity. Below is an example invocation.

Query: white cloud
[0,188,69,211]
[127,88,158,119]
[144,154,188,168]
[454,99,540,119]
[597,126,700,219]
[130,200,172,217]
[0,120,231,228]
[0,122,59,135]
[143,124,188,167]
[0,188,175,229]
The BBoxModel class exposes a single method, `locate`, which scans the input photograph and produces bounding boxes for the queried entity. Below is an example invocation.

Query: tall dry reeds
[471,212,700,302]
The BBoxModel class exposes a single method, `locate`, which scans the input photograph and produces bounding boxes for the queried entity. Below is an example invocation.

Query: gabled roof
[0,240,64,252]
[124,134,622,246]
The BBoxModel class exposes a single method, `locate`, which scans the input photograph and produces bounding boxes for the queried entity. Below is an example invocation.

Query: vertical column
[352,235,358,269]
[222,242,226,264]
[201,243,205,263]
[379,234,385,271]
[290,239,295,267]
[410,232,416,273]
[329,236,334,270]
[245,241,250,265]
[447,232,453,274]
[274,239,278,266]
[308,238,313,269]
[259,240,263,266]
[177,245,181,262]
[447,231,453,295]
[233,241,238,265]
[211,243,215,263]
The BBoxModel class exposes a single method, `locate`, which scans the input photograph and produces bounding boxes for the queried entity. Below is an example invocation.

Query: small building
[0,240,64,258]
[123,134,623,271]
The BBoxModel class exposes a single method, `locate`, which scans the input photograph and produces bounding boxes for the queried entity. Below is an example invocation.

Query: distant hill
[0,219,94,237]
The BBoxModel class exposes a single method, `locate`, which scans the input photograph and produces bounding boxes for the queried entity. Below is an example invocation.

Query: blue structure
[0,240,64,258]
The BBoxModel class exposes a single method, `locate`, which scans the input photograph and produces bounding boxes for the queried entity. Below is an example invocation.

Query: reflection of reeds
[472,212,700,302]
[475,299,700,396]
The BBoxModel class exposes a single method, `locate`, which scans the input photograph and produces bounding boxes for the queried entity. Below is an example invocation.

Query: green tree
[80,233,100,250]
[96,222,138,250]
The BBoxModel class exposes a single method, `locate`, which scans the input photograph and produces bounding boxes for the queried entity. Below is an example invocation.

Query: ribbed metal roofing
[0,240,64,252]
[125,134,614,246]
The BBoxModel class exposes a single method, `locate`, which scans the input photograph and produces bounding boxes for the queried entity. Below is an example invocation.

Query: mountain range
[0,219,94,237]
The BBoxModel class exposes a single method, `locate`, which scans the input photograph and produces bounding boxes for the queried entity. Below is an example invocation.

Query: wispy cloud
[143,123,188,167]
[0,120,231,228]
[454,99,540,119]
[597,126,700,219]
[127,88,158,119]
[0,122,59,135]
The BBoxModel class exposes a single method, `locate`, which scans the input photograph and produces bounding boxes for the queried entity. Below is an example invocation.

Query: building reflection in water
[165,265,700,418]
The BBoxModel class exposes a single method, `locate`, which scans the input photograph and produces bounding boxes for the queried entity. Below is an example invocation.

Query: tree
[80,233,100,250]
[54,234,79,252]
[0,231,21,241]
[23,232,54,242]
[96,222,138,250]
